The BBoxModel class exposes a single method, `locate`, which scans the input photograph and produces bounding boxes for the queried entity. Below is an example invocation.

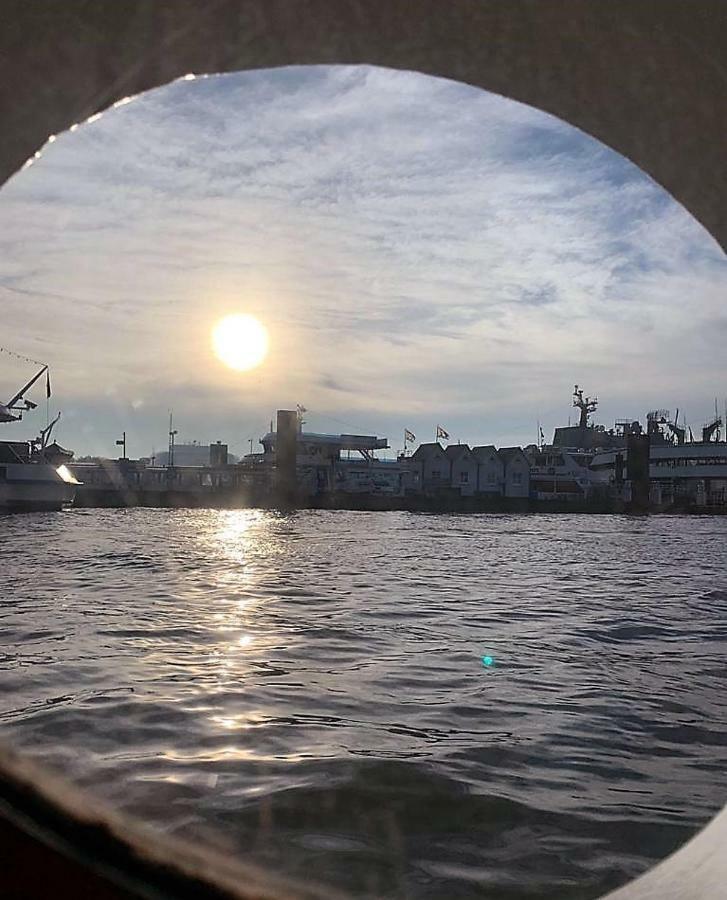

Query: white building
[472,445,504,495]
[498,447,530,498]
[410,442,451,493]
[444,444,478,496]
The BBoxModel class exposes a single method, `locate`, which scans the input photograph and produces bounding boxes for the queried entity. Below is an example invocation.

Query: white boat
[526,446,608,501]
[0,362,80,513]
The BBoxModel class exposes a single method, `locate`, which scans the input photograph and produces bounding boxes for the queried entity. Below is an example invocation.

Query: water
[2,509,726,898]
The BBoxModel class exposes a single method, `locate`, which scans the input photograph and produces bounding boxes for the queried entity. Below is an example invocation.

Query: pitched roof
[411,442,446,460]
[498,446,527,464]
[471,445,501,462]
[444,443,472,460]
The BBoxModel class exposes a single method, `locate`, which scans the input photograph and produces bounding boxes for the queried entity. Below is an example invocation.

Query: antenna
[296,404,307,432]
[717,398,721,442]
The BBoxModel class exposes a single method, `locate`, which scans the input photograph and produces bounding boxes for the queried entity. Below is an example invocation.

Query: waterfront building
[444,444,478,496]
[471,445,504,495]
[498,447,531,498]
[334,459,406,495]
[260,427,392,496]
[69,457,254,502]
[409,442,451,495]
[154,441,237,467]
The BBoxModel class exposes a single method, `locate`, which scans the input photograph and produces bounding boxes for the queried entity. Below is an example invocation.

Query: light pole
[168,413,178,467]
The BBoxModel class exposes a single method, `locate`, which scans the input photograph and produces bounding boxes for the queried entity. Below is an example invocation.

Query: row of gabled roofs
[410,443,526,464]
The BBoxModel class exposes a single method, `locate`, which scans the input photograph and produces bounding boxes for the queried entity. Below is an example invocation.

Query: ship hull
[0,463,77,513]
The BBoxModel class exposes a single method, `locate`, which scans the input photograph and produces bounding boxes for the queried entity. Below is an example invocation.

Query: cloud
[0,65,724,455]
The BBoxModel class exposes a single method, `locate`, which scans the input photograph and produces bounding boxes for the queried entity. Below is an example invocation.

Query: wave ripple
[2,509,726,898]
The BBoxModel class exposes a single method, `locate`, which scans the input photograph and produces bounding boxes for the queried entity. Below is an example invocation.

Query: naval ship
[529,385,727,507]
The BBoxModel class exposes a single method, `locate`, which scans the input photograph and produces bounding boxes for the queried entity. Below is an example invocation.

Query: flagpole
[45,367,51,429]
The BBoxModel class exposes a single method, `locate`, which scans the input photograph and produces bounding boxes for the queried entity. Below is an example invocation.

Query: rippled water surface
[2,509,726,898]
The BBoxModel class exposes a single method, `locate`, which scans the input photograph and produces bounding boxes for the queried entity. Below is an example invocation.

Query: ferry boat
[0,363,79,513]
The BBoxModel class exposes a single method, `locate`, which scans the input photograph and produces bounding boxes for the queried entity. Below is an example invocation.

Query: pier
[66,405,727,515]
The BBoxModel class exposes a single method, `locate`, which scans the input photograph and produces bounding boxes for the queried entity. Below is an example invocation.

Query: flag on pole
[436,425,449,440]
[404,428,416,443]
[46,369,52,399]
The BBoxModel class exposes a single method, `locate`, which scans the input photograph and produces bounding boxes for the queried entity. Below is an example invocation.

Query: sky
[0,65,725,459]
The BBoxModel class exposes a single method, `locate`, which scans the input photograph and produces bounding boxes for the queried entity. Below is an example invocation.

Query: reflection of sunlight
[185,510,297,754]
[209,711,266,731]
[216,508,262,542]
[160,745,264,764]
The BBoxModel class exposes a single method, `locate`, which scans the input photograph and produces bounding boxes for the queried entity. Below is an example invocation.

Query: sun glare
[212,314,269,372]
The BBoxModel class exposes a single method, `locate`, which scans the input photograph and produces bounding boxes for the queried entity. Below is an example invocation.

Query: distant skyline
[1,65,725,458]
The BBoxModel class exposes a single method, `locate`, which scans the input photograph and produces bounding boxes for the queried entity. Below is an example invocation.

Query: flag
[436,425,449,440]
[539,427,545,442]
[46,369,51,399]
[404,428,416,443]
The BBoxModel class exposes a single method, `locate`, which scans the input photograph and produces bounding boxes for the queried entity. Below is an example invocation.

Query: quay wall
[68,459,727,515]
[72,486,727,515]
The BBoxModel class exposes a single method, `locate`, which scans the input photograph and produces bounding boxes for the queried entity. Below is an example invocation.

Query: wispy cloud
[0,65,724,455]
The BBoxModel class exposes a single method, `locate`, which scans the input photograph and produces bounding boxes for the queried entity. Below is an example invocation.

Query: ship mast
[573,384,598,429]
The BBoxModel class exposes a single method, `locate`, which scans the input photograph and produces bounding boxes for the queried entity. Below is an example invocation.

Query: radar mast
[573,384,598,429]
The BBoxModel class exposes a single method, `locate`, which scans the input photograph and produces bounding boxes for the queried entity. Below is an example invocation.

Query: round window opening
[1,64,726,900]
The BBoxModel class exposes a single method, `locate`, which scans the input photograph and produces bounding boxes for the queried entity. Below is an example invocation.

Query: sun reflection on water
[187,510,299,757]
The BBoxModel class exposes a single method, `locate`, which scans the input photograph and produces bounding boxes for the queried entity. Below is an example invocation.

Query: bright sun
[212,313,269,372]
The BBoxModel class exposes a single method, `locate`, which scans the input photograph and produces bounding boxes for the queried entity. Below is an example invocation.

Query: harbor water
[1,509,726,898]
